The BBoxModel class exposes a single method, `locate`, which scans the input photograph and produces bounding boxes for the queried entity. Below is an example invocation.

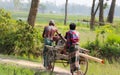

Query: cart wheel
[46,50,55,72]
[79,57,88,75]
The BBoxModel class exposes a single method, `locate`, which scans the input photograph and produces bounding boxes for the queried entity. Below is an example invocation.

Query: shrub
[13,20,43,56]
[82,36,101,57]
[0,9,16,52]
[100,34,120,59]
[82,25,120,61]
[0,9,43,58]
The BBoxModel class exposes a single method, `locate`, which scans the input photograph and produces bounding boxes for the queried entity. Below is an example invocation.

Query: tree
[27,0,39,27]
[13,0,20,10]
[64,0,68,25]
[90,0,100,30]
[107,0,116,23]
[99,0,104,25]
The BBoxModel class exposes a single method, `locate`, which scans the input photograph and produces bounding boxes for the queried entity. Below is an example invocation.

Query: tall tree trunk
[90,0,100,30]
[90,0,96,30]
[99,0,104,25]
[27,0,39,27]
[64,0,68,25]
[90,14,95,30]
[107,0,116,23]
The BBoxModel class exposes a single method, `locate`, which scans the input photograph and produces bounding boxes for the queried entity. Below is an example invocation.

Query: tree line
[64,0,117,30]
[0,0,118,30]
[90,0,116,30]
[27,0,117,30]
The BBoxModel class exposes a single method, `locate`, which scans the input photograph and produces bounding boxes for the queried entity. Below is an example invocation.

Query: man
[42,20,57,70]
[65,23,81,75]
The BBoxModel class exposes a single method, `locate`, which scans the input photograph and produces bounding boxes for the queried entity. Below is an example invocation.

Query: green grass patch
[0,63,56,75]
[87,61,120,75]
[0,59,120,75]
[0,63,34,75]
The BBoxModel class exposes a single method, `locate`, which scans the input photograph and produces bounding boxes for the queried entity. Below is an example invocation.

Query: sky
[42,0,93,6]
[2,0,120,7]
[40,0,120,7]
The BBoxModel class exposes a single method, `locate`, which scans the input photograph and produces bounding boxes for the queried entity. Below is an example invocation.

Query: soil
[0,55,71,75]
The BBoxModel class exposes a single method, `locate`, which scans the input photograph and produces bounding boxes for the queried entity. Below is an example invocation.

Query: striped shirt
[65,30,80,48]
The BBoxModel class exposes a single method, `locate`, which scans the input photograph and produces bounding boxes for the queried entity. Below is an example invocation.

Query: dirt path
[0,56,71,75]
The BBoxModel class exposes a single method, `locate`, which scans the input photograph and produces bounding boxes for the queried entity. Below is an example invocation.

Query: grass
[0,63,35,75]
[54,59,120,75]
[87,61,120,75]
[10,11,120,26]
[0,59,120,75]
[0,63,56,75]
[10,11,90,24]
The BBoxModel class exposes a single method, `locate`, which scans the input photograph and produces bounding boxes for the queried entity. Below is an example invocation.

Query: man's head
[69,23,76,30]
[49,20,55,26]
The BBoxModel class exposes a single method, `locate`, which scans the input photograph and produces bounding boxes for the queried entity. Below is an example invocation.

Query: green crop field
[11,11,90,24]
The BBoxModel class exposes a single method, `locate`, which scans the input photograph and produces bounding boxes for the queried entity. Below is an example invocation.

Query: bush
[82,37,101,57]
[82,25,120,61]
[0,9,16,52]
[101,34,120,59]
[0,9,43,58]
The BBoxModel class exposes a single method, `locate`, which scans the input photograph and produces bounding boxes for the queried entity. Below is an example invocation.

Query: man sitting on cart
[65,23,81,75]
[42,20,58,70]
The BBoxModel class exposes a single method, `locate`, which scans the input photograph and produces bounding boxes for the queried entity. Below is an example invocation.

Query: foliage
[100,34,120,60]
[82,25,120,61]
[0,9,43,57]
[0,9,16,52]
[13,20,43,57]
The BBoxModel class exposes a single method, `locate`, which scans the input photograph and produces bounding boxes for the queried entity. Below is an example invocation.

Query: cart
[44,39,89,75]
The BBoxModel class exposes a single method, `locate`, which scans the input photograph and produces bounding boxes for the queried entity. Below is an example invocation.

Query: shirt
[65,30,80,48]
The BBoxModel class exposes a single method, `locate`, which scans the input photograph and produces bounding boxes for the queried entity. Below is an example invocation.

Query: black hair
[69,23,76,30]
[49,22,54,26]
[49,20,55,26]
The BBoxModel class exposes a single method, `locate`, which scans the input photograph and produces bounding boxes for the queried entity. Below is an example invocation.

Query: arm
[42,27,46,38]
[64,32,67,39]
[56,30,66,43]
